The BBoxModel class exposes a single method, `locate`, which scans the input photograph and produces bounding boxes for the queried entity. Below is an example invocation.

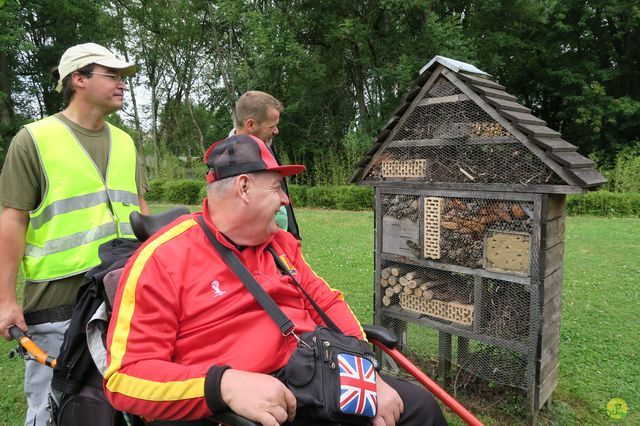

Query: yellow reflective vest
[22,116,140,282]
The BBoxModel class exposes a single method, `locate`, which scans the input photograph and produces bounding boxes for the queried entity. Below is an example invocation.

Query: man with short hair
[233,90,283,145]
[232,90,301,239]
[104,134,447,426]
[0,42,149,425]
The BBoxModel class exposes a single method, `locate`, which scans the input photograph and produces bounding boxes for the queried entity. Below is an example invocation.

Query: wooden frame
[374,186,547,424]
[358,58,593,424]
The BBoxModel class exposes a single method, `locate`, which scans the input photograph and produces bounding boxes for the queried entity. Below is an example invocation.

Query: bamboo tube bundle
[381,267,468,307]
[382,288,397,307]
[393,270,448,301]
[380,266,402,306]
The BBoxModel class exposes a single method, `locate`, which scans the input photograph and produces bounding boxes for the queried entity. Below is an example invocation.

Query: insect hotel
[350,56,606,422]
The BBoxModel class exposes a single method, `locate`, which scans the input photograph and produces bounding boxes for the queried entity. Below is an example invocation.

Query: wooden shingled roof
[350,56,607,193]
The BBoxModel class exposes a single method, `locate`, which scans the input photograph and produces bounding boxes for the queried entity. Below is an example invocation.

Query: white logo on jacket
[210,280,226,297]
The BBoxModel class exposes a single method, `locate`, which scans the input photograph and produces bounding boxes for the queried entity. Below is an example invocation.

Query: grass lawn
[0,207,637,425]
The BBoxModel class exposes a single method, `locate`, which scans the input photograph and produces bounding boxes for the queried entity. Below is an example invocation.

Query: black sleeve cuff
[204,365,232,414]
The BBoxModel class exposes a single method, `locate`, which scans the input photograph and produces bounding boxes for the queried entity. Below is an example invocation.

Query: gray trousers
[24,320,70,426]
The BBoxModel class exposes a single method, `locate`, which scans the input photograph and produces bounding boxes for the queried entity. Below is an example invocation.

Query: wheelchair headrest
[129,206,190,242]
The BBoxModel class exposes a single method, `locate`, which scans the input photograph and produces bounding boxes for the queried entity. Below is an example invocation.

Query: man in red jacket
[104,135,446,426]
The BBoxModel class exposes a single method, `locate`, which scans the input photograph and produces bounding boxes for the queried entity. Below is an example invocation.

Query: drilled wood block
[383,216,420,258]
[423,197,442,259]
[381,160,428,178]
[399,294,474,326]
[483,230,531,276]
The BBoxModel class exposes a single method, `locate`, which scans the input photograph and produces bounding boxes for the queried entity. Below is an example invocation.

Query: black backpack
[49,238,141,426]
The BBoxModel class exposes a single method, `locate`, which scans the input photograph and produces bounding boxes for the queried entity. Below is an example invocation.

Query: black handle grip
[9,325,26,341]
[362,324,398,348]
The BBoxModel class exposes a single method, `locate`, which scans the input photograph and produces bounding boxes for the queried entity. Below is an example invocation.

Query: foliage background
[1,0,639,188]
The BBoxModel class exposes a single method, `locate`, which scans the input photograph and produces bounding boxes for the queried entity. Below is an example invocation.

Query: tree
[0,0,116,165]
[2,0,637,181]
[0,0,24,153]
[456,0,640,166]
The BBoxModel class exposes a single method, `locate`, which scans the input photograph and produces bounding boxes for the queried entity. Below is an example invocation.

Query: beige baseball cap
[55,43,136,92]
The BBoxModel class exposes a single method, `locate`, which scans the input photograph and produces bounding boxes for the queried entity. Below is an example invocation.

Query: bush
[334,185,374,210]
[613,145,640,193]
[153,153,203,180]
[305,186,338,209]
[163,179,204,205]
[567,191,640,217]
[199,184,207,203]
[144,179,167,202]
[303,185,373,210]
[150,181,638,217]
[288,184,307,207]
[591,141,640,193]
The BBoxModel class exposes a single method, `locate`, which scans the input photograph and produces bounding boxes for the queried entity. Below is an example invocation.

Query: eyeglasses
[88,72,126,84]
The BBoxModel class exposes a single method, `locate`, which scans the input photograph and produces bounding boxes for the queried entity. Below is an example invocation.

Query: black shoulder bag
[198,216,377,425]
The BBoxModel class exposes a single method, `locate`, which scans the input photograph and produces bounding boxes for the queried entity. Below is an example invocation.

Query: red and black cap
[204,135,305,183]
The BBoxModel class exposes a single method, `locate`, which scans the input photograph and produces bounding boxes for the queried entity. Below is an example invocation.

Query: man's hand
[0,300,26,340]
[220,369,296,426]
[372,375,404,426]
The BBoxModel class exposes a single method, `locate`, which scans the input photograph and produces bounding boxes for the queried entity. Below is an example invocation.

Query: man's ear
[70,72,88,91]
[237,175,251,202]
[245,118,256,132]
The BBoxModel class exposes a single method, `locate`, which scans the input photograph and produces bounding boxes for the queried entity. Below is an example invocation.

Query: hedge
[287,184,307,207]
[567,191,640,217]
[289,185,373,210]
[147,180,639,217]
[162,179,205,205]
[144,179,167,202]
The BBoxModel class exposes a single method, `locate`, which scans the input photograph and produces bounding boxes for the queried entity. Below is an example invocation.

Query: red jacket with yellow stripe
[104,206,365,421]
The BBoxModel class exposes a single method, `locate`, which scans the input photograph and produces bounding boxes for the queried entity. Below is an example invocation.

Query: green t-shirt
[0,112,149,314]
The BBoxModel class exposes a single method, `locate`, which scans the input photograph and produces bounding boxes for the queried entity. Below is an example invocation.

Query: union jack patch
[338,353,377,417]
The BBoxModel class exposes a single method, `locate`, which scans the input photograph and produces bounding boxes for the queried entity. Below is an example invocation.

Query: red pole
[371,339,484,426]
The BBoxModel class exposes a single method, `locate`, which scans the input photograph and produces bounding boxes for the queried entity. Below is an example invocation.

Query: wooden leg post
[458,336,469,367]
[439,331,452,387]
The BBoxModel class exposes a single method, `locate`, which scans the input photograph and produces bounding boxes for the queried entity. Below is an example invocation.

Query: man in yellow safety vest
[0,42,149,425]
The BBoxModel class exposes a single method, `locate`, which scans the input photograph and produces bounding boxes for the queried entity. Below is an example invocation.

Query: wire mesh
[376,192,539,390]
[385,325,530,390]
[483,279,531,341]
[426,77,462,98]
[365,76,563,185]
[393,100,498,141]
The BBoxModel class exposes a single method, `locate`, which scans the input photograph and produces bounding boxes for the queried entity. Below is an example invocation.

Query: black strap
[266,246,342,334]
[197,215,295,335]
[24,305,74,325]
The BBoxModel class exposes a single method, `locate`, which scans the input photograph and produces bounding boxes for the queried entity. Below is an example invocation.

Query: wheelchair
[12,207,482,426]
